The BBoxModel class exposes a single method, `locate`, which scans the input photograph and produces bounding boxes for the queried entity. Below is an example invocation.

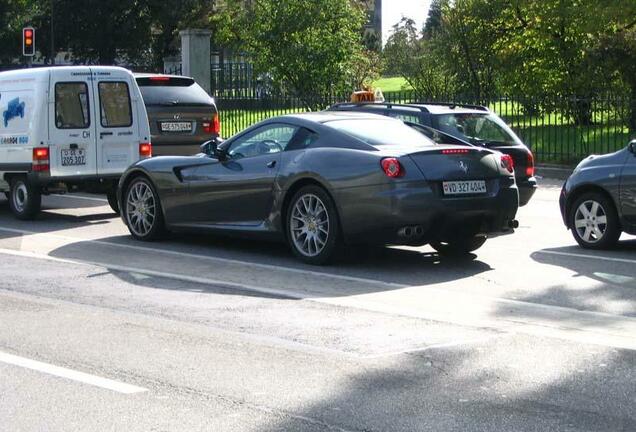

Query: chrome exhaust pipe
[508,219,519,229]
[398,226,414,238]
[414,226,424,236]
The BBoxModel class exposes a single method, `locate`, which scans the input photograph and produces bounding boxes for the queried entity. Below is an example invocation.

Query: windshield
[327,119,436,147]
[434,113,522,147]
[136,77,214,107]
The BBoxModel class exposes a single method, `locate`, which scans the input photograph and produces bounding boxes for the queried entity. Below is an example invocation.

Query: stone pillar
[179,29,212,94]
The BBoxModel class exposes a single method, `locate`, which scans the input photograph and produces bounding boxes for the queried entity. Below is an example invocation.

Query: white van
[0,66,151,219]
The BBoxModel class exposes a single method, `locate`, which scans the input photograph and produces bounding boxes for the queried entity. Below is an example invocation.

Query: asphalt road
[0,178,635,431]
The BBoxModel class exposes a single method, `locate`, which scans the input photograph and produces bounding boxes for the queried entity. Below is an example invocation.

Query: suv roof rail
[328,101,490,113]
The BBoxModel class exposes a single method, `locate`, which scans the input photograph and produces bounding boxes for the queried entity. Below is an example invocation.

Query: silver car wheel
[574,199,607,244]
[290,193,330,257]
[12,182,28,213]
[126,181,157,237]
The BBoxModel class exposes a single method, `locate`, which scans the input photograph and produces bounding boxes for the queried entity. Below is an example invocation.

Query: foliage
[214,0,367,110]
[383,18,456,99]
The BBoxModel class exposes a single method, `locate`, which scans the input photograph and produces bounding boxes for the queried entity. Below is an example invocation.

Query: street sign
[23,27,35,56]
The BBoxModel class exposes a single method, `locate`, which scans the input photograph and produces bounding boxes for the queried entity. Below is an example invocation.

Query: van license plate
[61,149,86,166]
[161,121,192,132]
[442,180,487,195]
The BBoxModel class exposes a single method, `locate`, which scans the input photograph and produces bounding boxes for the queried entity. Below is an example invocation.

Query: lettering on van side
[0,135,28,145]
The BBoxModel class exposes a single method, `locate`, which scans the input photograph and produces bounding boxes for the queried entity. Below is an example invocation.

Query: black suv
[328,102,537,206]
[135,74,220,156]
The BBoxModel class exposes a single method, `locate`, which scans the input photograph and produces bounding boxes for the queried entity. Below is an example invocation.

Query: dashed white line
[537,250,636,265]
[0,351,147,394]
[51,194,108,203]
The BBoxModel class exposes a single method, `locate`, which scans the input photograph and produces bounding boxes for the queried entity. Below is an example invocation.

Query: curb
[535,165,572,181]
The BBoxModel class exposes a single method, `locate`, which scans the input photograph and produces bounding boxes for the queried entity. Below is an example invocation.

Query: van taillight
[526,151,535,177]
[203,113,221,135]
[139,142,152,158]
[32,147,50,172]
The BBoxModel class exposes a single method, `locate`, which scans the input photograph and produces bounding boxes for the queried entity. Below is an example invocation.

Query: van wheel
[9,178,41,220]
[124,177,164,241]
[106,191,119,214]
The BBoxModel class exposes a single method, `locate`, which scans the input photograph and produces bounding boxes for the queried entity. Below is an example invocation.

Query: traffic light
[22,27,35,56]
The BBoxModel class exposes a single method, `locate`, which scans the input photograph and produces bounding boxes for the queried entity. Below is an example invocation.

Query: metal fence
[216,91,636,165]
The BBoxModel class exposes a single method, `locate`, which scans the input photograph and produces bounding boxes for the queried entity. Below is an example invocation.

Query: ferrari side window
[227,124,298,159]
[286,128,319,151]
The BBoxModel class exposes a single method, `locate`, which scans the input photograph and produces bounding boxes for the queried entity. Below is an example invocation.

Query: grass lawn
[372,77,413,93]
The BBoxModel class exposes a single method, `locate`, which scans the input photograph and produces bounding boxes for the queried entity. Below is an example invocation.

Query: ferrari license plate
[161,121,192,132]
[61,149,86,166]
[442,180,487,195]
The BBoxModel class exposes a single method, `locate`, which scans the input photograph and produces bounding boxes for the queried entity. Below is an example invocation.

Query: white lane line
[538,250,636,265]
[0,351,147,394]
[0,225,403,288]
[51,194,108,203]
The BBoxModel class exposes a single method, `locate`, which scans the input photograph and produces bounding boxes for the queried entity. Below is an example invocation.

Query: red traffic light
[22,27,35,56]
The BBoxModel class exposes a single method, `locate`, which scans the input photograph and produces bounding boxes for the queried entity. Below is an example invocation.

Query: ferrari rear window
[327,119,436,147]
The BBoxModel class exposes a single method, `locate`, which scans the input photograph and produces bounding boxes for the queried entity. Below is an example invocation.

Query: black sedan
[560,140,636,248]
[118,112,519,264]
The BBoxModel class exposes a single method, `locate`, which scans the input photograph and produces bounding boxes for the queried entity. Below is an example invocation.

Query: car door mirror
[629,140,636,155]
[200,138,226,159]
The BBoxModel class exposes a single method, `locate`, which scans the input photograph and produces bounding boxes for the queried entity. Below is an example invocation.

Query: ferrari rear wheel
[124,177,164,241]
[430,235,487,256]
[287,185,340,265]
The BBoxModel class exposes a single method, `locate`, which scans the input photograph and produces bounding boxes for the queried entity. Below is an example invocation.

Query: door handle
[100,132,113,138]
[266,160,277,168]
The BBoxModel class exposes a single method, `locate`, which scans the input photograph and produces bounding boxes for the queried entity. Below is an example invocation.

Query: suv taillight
[32,147,50,172]
[526,151,535,177]
[139,142,152,158]
[203,113,221,135]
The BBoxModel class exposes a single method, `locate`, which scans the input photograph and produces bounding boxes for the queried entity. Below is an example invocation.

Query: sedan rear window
[136,77,214,107]
[327,119,436,147]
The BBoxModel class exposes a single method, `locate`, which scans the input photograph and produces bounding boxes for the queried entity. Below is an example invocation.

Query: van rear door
[91,68,139,176]
[48,68,98,178]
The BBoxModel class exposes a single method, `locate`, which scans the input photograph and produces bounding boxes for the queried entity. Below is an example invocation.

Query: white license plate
[161,121,192,132]
[442,180,487,195]
[61,149,86,166]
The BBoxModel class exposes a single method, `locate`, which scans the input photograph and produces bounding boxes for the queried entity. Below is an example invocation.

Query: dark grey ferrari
[118,112,519,264]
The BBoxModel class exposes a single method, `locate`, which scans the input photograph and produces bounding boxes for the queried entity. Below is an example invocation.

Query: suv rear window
[136,77,214,107]
[433,113,522,147]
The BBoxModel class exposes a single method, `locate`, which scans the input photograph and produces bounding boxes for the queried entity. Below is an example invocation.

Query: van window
[99,82,132,127]
[55,82,90,129]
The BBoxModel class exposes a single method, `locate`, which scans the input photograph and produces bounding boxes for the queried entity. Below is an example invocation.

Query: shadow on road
[257,337,636,432]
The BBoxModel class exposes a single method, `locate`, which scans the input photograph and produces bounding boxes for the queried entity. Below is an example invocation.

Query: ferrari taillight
[526,151,535,177]
[381,158,404,178]
[500,154,514,173]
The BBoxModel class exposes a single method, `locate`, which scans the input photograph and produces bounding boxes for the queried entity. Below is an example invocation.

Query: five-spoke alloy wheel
[124,177,164,241]
[569,192,620,249]
[287,186,340,265]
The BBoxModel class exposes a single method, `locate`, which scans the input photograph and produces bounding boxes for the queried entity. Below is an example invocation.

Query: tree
[214,0,367,109]
[383,18,456,98]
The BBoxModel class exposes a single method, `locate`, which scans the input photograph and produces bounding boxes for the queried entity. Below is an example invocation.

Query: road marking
[1,247,636,353]
[0,351,147,394]
[51,194,108,203]
[538,250,636,265]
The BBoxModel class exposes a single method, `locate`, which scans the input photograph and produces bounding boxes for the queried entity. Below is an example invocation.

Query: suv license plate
[161,121,192,132]
[443,180,487,195]
[61,149,86,166]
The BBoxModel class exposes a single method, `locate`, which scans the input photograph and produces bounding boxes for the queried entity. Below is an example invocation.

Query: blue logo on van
[3,97,26,127]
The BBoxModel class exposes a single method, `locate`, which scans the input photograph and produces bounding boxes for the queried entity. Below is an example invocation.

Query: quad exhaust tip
[398,226,425,239]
